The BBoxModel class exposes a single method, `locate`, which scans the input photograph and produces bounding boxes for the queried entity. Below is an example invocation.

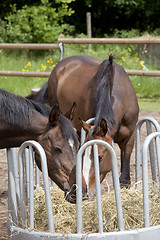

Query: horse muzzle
[64,185,88,204]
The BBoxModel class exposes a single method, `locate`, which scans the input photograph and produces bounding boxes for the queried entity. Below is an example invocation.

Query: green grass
[0,76,47,96]
[0,49,60,96]
[138,99,160,112]
[130,76,160,100]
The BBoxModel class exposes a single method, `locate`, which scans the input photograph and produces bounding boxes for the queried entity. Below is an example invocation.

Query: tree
[2,0,75,43]
[66,0,160,36]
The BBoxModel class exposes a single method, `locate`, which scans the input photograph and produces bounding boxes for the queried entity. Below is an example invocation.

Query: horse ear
[49,104,61,125]
[79,118,91,133]
[99,118,108,136]
[65,102,76,121]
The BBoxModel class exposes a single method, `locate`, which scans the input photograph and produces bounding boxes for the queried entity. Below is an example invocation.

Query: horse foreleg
[119,130,136,187]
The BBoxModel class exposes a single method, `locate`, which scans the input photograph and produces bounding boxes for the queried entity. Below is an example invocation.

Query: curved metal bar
[135,117,160,183]
[93,144,103,233]
[7,148,18,224]
[19,147,27,228]
[76,139,124,234]
[35,164,40,186]
[7,148,20,223]
[25,149,30,199]
[59,42,64,60]
[142,132,160,227]
[18,140,55,232]
[155,136,160,183]
[29,145,34,230]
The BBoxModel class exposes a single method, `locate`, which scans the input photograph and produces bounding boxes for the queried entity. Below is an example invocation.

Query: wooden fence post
[86,12,92,50]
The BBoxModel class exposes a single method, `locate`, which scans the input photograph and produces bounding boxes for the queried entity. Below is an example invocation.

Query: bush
[3,0,75,43]
[0,19,6,43]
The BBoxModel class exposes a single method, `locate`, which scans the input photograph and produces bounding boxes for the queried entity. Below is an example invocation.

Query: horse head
[80,118,113,199]
[36,103,88,203]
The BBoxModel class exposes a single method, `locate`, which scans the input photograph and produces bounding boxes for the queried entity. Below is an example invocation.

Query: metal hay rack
[7,116,160,239]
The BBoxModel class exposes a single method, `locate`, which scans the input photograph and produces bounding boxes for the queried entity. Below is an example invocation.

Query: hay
[30,182,160,233]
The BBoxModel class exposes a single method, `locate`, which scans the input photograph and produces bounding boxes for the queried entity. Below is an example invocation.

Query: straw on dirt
[30,182,160,233]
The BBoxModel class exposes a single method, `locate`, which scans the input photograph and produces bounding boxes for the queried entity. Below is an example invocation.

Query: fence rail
[1,69,160,78]
[58,37,160,44]
[126,70,160,77]
[0,43,60,50]
[0,70,50,78]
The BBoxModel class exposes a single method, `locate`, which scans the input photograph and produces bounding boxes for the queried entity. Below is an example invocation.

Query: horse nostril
[71,185,77,192]
[64,189,68,195]
[99,155,103,162]
[64,182,71,193]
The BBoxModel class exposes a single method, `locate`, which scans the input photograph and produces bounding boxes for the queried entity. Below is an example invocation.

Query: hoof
[119,175,131,188]
[120,182,131,189]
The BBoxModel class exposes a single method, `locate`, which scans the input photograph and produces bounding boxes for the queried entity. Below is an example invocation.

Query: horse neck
[0,114,48,149]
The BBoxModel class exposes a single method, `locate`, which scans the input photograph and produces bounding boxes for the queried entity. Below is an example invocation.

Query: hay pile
[31,182,160,233]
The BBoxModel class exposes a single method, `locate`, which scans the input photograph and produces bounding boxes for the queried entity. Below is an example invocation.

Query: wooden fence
[0,43,64,78]
[58,37,160,45]
[0,43,61,50]
[1,69,160,78]
[0,37,160,78]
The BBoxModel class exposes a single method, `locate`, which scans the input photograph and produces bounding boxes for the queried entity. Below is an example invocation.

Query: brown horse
[0,89,87,203]
[27,55,139,194]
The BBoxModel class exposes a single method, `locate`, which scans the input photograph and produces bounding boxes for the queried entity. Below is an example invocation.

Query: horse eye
[99,155,103,162]
[54,147,62,154]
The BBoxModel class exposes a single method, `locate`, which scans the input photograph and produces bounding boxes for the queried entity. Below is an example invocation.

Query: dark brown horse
[0,89,87,203]
[27,55,139,195]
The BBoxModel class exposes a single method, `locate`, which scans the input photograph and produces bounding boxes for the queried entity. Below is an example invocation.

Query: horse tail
[26,82,49,104]
[93,55,115,132]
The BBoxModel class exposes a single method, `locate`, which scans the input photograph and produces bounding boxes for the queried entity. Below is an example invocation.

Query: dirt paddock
[0,110,160,240]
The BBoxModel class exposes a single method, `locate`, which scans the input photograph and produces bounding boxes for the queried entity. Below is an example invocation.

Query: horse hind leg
[118,130,136,187]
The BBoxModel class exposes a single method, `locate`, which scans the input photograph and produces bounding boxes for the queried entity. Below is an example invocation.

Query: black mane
[92,55,115,134]
[0,89,51,126]
[59,114,79,149]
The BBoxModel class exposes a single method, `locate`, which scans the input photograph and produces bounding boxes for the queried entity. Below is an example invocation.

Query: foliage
[109,29,140,38]
[1,0,160,37]
[0,19,6,43]
[66,0,160,36]
[2,0,75,43]
[0,0,41,19]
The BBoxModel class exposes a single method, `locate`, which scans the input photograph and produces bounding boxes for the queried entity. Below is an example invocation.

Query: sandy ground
[0,110,160,239]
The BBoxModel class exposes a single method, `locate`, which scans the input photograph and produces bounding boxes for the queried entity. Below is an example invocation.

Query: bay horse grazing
[27,55,139,196]
[0,89,87,203]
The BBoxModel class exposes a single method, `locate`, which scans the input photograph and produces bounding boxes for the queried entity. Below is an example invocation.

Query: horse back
[48,56,101,126]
